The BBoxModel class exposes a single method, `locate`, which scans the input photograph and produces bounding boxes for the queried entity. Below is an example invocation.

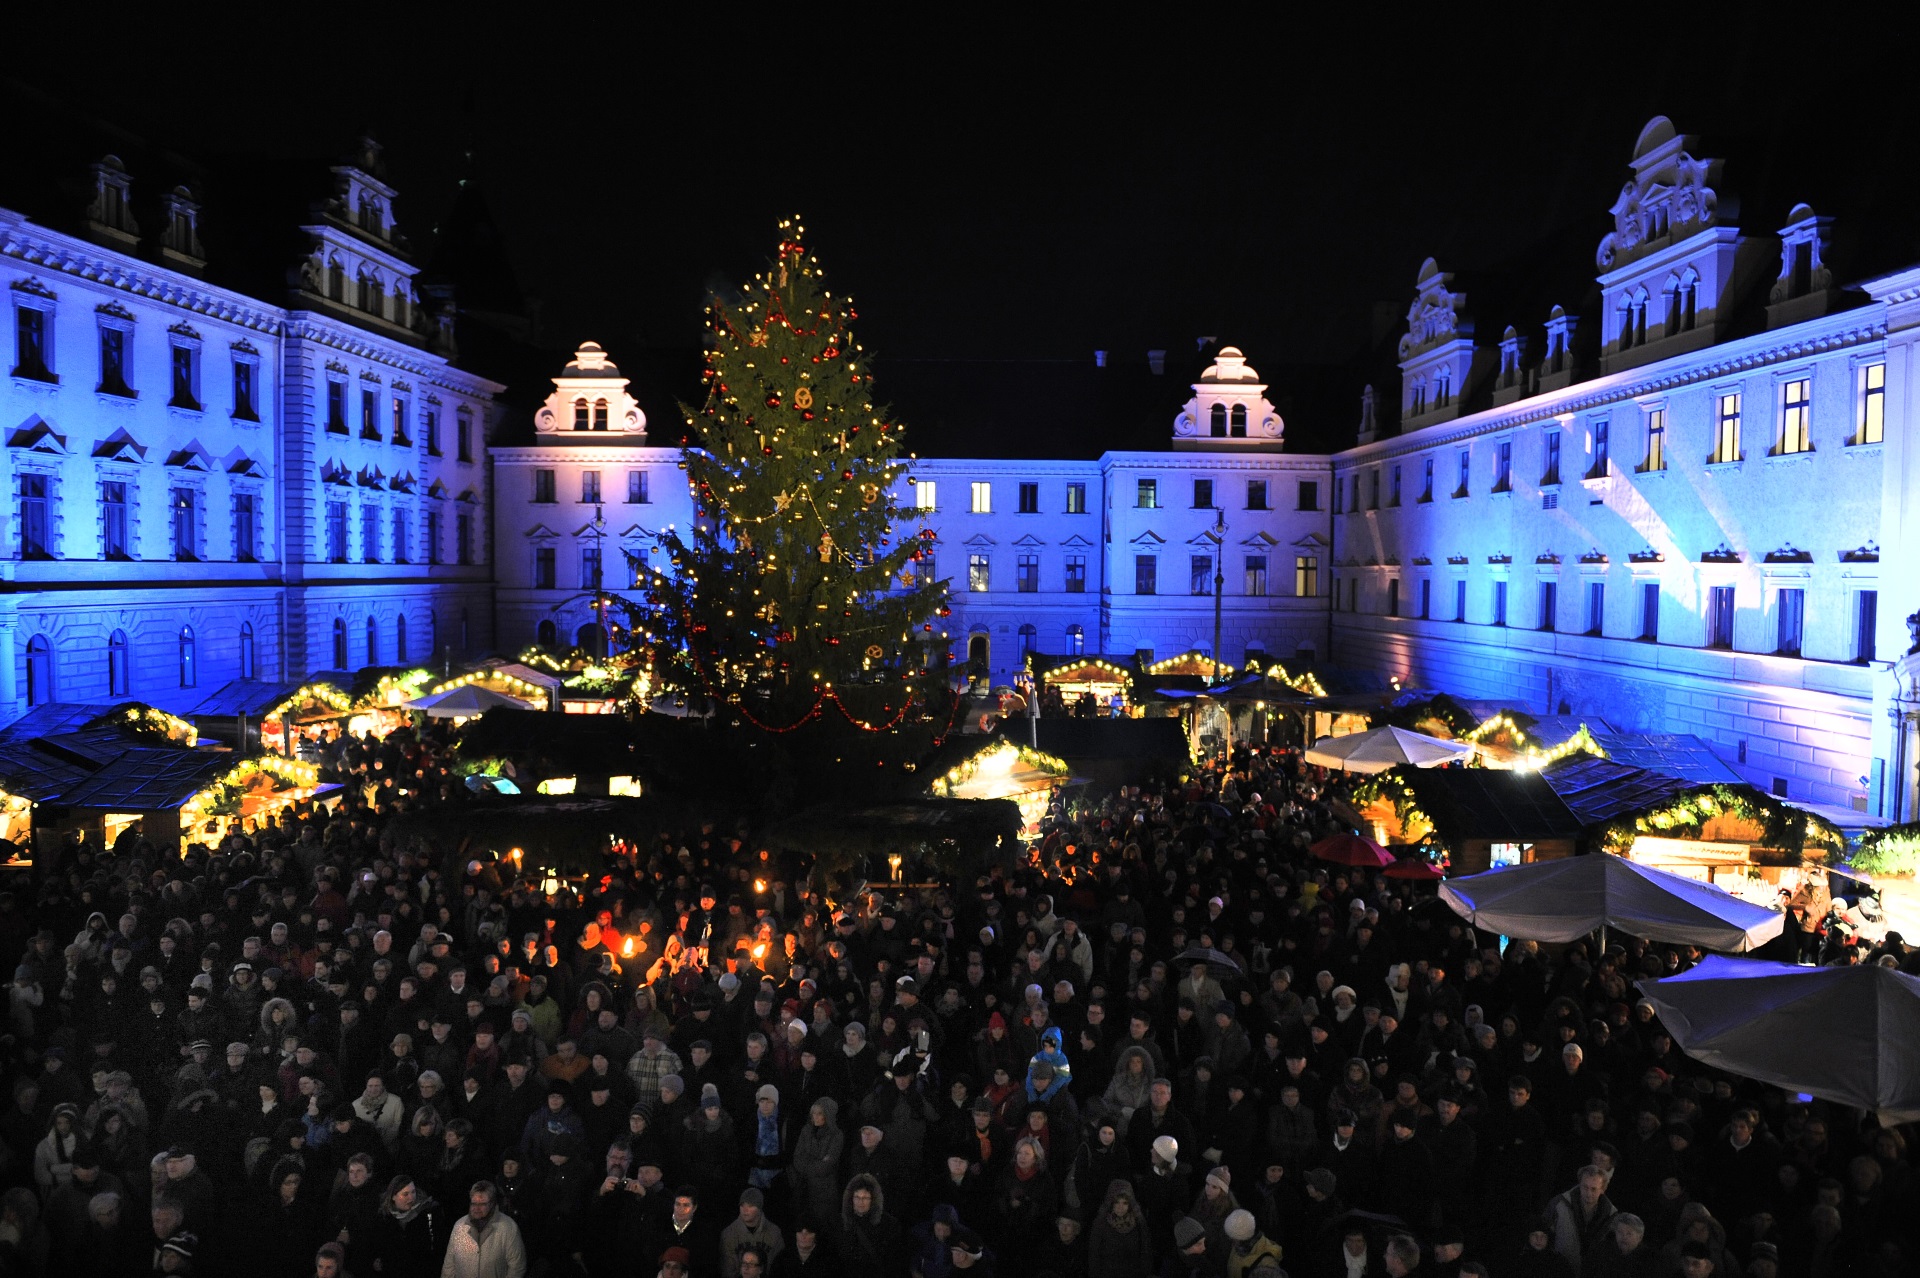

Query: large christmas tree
[632,221,951,730]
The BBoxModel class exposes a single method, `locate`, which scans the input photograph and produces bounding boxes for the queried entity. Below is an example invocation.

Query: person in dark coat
[838,1173,904,1275]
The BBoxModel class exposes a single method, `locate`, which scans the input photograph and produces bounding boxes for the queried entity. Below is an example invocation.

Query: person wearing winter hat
[1173,1215,1208,1255]
[1223,1208,1284,1278]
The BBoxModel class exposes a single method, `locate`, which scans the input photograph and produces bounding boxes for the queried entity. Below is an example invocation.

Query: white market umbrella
[409,685,537,719]
[1304,725,1474,774]
[1639,957,1920,1122]
[1440,853,1786,951]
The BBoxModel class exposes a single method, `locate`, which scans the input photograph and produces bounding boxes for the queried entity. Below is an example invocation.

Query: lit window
[1779,378,1811,455]
[914,480,936,511]
[1294,556,1318,597]
[1067,624,1084,655]
[1136,479,1158,509]
[970,481,991,514]
[1065,483,1087,514]
[1644,409,1667,472]
[1713,393,1742,463]
[1859,363,1886,445]
[968,553,990,592]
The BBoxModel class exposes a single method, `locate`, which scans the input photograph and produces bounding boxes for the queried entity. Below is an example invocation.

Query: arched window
[1210,403,1228,437]
[1679,268,1699,331]
[365,616,379,667]
[326,257,345,301]
[25,635,53,706]
[108,630,131,696]
[1067,624,1084,655]
[395,615,408,662]
[178,626,195,689]
[1663,275,1681,336]
[967,633,989,669]
[593,398,609,430]
[1230,403,1248,437]
[358,270,382,316]
[1018,623,1037,656]
[332,618,348,670]
[238,623,254,680]
[576,622,607,659]
[573,399,590,431]
[536,619,558,649]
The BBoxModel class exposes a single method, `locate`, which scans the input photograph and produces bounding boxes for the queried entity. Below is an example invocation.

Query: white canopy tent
[1439,853,1787,951]
[409,685,539,719]
[1639,957,1920,1122]
[1304,725,1474,774]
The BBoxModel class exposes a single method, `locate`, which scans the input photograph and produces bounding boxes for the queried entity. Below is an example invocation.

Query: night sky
[6,17,1911,456]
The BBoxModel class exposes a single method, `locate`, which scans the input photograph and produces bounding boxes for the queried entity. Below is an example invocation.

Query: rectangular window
[970,481,991,514]
[100,327,131,396]
[457,411,473,462]
[234,493,257,563]
[233,359,258,420]
[425,509,441,565]
[1780,378,1812,454]
[171,487,197,561]
[391,396,411,446]
[327,380,347,432]
[968,553,990,592]
[1856,590,1878,663]
[1456,449,1470,497]
[1538,580,1557,631]
[1420,578,1432,619]
[1494,441,1513,491]
[1859,363,1886,444]
[534,546,556,590]
[1294,555,1318,597]
[360,387,379,439]
[581,546,603,589]
[920,551,937,584]
[1134,553,1157,594]
[1777,587,1805,656]
[391,507,409,564]
[1421,458,1435,502]
[14,306,52,380]
[1713,392,1742,463]
[1492,580,1508,627]
[1245,554,1268,596]
[1369,470,1381,509]
[1389,466,1402,506]
[581,471,601,504]
[1590,420,1610,476]
[1586,580,1604,635]
[327,500,348,563]
[533,470,556,503]
[1708,585,1735,648]
[1455,579,1468,622]
[425,410,442,456]
[1193,478,1214,509]
[1136,478,1158,509]
[1290,480,1311,511]
[361,504,380,563]
[1644,408,1667,471]
[1349,477,1361,512]
[914,479,937,511]
[628,470,650,504]
[1064,555,1086,593]
[1387,579,1400,617]
[1544,432,1561,485]
[169,344,198,410]
[1190,554,1212,596]
[1065,482,1087,514]
[1640,582,1660,641]
[102,481,129,560]
[1017,481,1039,514]
[1017,553,1039,593]
[1334,476,1345,512]
[456,512,473,564]
[17,474,50,560]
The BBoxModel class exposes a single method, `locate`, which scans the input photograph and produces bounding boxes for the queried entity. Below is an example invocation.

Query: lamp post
[1208,508,1226,686]
[590,505,609,659]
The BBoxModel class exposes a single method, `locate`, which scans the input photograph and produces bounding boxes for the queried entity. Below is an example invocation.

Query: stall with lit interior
[1040,657,1136,715]
[928,739,1072,836]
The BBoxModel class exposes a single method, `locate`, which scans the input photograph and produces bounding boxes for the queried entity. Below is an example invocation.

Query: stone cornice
[0,212,283,334]
[1336,310,1887,467]
[284,314,505,396]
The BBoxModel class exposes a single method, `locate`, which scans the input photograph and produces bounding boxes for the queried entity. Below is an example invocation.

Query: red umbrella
[1309,833,1395,868]
[1384,856,1445,880]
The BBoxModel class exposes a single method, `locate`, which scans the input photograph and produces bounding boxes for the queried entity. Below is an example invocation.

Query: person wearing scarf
[748,1085,784,1193]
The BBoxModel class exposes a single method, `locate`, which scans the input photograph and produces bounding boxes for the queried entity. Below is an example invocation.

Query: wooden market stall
[927,738,1072,836]
[1356,766,1585,874]
[1039,656,1137,714]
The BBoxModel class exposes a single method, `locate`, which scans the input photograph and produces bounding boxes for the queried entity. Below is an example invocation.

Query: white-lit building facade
[2,141,499,720]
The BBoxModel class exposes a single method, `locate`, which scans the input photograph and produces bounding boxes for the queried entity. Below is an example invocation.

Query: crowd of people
[2,724,1917,1278]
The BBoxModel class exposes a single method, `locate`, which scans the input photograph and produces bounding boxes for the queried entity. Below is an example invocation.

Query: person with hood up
[906,1201,962,1278]
[32,1102,82,1196]
[1087,1177,1155,1278]
[1025,1026,1072,1103]
[838,1172,902,1273]
[1101,1045,1156,1128]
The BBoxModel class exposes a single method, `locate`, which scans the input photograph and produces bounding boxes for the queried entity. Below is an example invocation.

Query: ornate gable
[1171,347,1283,450]
[533,342,647,441]
[1596,118,1728,272]
[1397,259,1485,427]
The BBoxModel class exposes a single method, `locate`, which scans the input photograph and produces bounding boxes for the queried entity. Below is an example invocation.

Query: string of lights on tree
[618,220,950,731]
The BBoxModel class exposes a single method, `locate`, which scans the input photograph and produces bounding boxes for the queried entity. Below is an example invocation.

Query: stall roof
[190,680,305,719]
[1400,767,1586,843]
[1544,754,1694,826]
[996,717,1190,763]
[1587,731,1743,785]
[0,701,231,807]
[56,747,233,811]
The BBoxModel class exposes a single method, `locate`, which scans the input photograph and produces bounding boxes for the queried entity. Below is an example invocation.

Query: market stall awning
[1305,725,1473,773]
[1440,852,1787,950]
[1638,956,1920,1122]
[410,685,540,718]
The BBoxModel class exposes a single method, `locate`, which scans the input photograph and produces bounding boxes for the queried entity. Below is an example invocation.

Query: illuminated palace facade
[1,142,499,715]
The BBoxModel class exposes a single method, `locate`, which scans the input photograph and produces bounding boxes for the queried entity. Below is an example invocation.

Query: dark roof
[0,700,234,808]
[995,717,1189,762]
[0,702,140,746]
[1542,754,1694,827]
[1399,767,1584,843]
[189,680,305,719]
[54,747,232,811]
[1588,731,1743,786]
